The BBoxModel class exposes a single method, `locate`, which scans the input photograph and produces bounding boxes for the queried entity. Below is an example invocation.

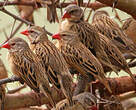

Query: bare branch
[0,8,33,25]
[7,84,26,94]
[96,0,136,19]
[0,76,21,85]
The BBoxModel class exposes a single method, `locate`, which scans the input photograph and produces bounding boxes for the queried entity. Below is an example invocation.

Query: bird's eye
[11,43,15,46]
[70,10,74,13]
[28,30,34,33]
[62,34,66,36]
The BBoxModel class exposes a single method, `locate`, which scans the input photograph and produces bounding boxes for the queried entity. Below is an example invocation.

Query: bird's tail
[97,75,112,93]
[58,74,73,106]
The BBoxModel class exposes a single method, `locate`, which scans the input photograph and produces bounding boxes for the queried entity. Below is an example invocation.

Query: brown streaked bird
[99,33,136,83]
[14,0,35,23]
[122,18,136,44]
[0,58,8,110]
[1,37,56,107]
[92,10,136,56]
[52,31,112,94]
[59,4,117,74]
[21,26,73,106]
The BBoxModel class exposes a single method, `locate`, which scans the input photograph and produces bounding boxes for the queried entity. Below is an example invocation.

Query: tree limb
[3,74,136,109]
[96,0,136,19]
[0,76,21,85]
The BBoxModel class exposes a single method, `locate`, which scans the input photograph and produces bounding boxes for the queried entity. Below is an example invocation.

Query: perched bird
[122,18,136,44]
[21,26,73,106]
[59,4,116,74]
[99,33,135,82]
[1,37,56,107]
[0,58,8,110]
[14,0,35,23]
[92,10,136,56]
[59,5,136,85]
[52,31,112,94]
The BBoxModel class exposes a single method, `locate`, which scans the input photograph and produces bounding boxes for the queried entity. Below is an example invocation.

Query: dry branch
[3,74,136,109]
[0,8,33,25]
[96,0,136,19]
[93,74,136,95]
[0,76,21,85]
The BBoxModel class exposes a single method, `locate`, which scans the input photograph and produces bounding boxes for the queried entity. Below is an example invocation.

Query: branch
[7,84,26,94]
[93,74,136,95]
[0,76,21,85]
[119,91,136,101]
[5,87,64,110]
[0,1,107,10]
[96,0,136,19]
[0,8,33,25]
[3,74,136,109]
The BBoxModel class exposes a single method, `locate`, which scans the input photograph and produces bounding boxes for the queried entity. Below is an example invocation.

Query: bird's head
[21,26,48,44]
[52,31,78,43]
[92,10,109,21]
[62,4,84,21]
[1,37,29,52]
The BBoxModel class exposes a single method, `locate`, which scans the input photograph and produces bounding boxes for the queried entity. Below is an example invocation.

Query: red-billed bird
[1,37,56,107]
[59,5,136,85]
[59,4,116,73]
[21,26,74,106]
[52,31,112,94]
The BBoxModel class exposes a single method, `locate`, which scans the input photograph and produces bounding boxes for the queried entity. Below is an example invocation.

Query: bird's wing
[62,43,102,79]
[13,52,40,92]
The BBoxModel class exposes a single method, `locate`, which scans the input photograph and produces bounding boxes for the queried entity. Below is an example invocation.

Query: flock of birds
[1,4,136,110]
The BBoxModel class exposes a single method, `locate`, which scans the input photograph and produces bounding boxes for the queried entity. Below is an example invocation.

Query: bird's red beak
[20,30,29,36]
[1,42,11,49]
[52,33,61,40]
[62,11,71,19]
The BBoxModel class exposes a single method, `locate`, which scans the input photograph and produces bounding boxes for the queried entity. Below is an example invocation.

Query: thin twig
[8,84,26,94]
[0,8,33,25]
[86,9,93,22]
[0,76,21,85]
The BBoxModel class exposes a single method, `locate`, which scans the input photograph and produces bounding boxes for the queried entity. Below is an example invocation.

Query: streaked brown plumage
[52,31,112,94]
[21,26,73,106]
[99,33,136,82]
[14,0,35,23]
[59,5,136,85]
[59,4,116,73]
[1,37,56,107]
[92,10,136,56]
[122,18,136,44]
[0,58,8,110]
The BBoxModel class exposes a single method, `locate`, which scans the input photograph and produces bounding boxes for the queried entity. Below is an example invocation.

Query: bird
[14,0,35,23]
[92,10,136,56]
[0,58,8,110]
[122,18,136,44]
[54,92,97,110]
[59,4,116,74]
[98,33,136,82]
[59,5,136,84]
[51,31,112,95]
[20,26,74,106]
[1,37,56,108]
